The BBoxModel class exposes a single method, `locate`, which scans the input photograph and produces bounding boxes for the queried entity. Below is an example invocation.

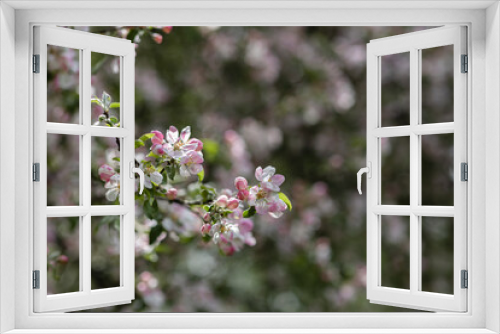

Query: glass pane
[381,52,410,127]
[421,217,454,294]
[47,134,80,206]
[381,136,410,205]
[47,217,80,294]
[421,134,454,206]
[91,216,121,290]
[91,136,121,205]
[47,45,80,124]
[421,45,454,124]
[381,215,410,289]
[91,52,121,127]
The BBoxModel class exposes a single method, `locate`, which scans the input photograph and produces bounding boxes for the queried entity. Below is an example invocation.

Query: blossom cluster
[98,123,292,255]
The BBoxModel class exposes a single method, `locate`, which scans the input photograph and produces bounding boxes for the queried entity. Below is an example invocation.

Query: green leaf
[279,192,293,211]
[201,139,219,162]
[91,97,103,107]
[112,157,120,162]
[109,116,119,124]
[149,224,163,245]
[197,169,205,182]
[109,102,120,109]
[102,91,112,111]
[243,206,256,218]
[166,165,176,181]
[203,205,210,212]
[135,139,145,148]
[140,133,155,142]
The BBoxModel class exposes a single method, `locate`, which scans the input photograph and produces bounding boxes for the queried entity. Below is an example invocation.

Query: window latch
[130,161,145,194]
[357,162,372,195]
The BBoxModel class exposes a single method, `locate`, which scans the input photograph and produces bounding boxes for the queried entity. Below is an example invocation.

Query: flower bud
[152,33,163,44]
[227,198,239,210]
[215,195,228,208]
[202,212,211,222]
[237,189,249,201]
[166,188,177,200]
[201,224,211,235]
[57,255,69,264]
[234,176,248,191]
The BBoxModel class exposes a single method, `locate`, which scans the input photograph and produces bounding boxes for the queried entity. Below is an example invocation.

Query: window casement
[363,26,467,312]
[4,3,495,333]
[33,26,136,312]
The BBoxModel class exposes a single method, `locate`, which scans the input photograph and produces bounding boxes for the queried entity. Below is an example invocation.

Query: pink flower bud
[57,255,69,264]
[202,212,211,222]
[152,33,163,44]
[227,198,239,210]
[166,188,177,200]
[162,26,173,34]
[151,130,164,145]
[237,189,249,201]
[201,224,211,234]
[234,176,248,191]
[215,195,228,208]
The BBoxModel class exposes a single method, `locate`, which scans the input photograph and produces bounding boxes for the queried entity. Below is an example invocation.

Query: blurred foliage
[45,26,456,313]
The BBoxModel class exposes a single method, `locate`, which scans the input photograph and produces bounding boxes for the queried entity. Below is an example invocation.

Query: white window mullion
[409,47,419,294]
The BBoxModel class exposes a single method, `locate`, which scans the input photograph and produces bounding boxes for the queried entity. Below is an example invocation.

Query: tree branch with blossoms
[95,92,292,256]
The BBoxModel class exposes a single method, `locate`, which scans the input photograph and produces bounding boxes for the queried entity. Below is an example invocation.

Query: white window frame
[366,26,467,312]
[33,25,136,313]
[0,1,499,333]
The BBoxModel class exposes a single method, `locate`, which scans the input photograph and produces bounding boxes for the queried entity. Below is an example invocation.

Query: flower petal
[255,166,263,181]
[262,181,280,192]
[271,174,285,187]
[105,188,120,201]
[262,166,276,182]
[150,171,163,185]
[188,163,203,175]
[167,126,178,144]
[180,126,191,142]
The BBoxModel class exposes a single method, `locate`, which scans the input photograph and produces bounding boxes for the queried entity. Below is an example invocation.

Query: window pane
[381,215,410,290]
[381,52,410,127]
[47,134,80,206]
[421,134,454,206]
[47,217,80,294]
[91,52,121,127]
[421,45,454,124]
[421,217,454,294]
[91,216,121,290]
[381,136,410,205]
[47,45,80,124]
[91,136,121,205]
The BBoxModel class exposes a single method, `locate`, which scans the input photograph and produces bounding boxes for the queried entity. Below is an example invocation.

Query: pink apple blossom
[179,150,204,177]
[98,164,115,182]
[166,187,178,200]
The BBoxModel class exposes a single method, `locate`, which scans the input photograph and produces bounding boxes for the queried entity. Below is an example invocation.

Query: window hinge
[461,162,468,181]
[461,270,468,289]
[33,54,40,73]
[33,163,40,182]
[461,54,468,73]
[33,270,40,289]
